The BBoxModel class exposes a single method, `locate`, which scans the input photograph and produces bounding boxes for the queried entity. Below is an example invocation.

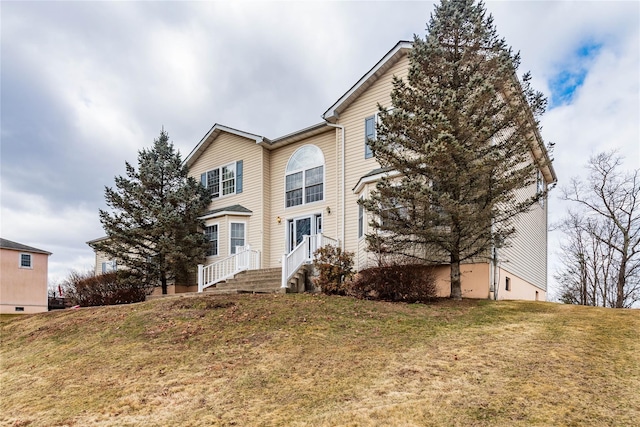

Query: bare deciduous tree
[557,151,639,308]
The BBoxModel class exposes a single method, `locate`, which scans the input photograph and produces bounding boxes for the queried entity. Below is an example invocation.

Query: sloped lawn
[1,294,639,426]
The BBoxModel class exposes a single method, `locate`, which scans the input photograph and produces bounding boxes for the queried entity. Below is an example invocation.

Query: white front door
[287,213,322,253]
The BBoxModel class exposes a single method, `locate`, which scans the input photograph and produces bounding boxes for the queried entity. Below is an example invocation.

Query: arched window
[285,145,324,207]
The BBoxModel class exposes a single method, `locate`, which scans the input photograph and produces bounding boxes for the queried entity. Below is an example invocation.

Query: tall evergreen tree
[95,130,210,294]
[361,0,550,299]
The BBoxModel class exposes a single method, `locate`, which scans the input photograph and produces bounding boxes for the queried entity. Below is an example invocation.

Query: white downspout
[326,123,345,245]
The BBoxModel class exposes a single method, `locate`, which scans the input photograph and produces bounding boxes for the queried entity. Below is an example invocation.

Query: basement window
[15,307,24,312]
[505,277,511,292]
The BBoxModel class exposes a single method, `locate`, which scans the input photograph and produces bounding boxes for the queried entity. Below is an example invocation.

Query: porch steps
[207,268,285,294]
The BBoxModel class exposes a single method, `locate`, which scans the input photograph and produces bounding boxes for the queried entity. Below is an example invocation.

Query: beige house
[185,41,556,300]
[92,40,556,300]
[0,238,51,314]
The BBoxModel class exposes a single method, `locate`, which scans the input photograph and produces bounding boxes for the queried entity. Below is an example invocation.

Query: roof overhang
[266,122,334,150]
[185,124,265,168]
[198,204,253,220]
[352,168,400,194]
[322,40,413,123]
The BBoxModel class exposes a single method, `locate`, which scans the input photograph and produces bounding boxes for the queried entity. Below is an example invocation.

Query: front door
[287,214,322,253]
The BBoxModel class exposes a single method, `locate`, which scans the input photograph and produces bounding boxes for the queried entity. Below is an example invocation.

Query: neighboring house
[86,236,117,275]
[90,40,556,301]
[0,238,51,314]
[86,237,198,295]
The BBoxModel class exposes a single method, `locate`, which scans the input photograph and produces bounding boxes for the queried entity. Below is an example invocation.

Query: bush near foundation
[312,245,355,295]
[352,264,437,303]
[63,270,153,307]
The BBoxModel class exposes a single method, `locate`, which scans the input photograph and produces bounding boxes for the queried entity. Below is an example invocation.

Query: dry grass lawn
[1,294,639,426]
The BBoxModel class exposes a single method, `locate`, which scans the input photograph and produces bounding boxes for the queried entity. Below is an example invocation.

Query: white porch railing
[198,245,260,292]
[281,233,339,289]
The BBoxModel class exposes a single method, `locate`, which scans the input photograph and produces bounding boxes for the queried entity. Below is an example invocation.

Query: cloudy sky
[2,1,638,298]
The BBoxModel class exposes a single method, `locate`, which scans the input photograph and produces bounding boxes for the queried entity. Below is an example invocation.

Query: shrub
[351,264,438,303]
[312,245,355,295]
[63,269,153,307]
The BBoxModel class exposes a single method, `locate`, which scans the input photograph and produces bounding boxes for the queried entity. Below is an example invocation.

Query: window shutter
[365,116,375,159]
[236,160,243,193]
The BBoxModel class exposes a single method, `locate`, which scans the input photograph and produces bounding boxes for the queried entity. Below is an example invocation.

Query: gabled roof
[200,204,253,220]
[0,238,51,255]
[185,124,265,168]
[267,122,333,149]
[322,40,413,123]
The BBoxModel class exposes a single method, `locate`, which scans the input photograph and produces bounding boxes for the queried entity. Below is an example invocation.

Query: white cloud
[0,183,102,284]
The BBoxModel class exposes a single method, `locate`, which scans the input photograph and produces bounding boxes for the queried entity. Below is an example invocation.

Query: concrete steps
[208,268,284,294]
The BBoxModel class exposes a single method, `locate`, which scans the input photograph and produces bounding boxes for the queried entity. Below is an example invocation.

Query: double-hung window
[364,115,376,159]
[20,253,32,268]
[201,161,243,199]
[205,225,219,257]
[230,223,245,254]
[101,260,117,273]
[285,146,325,208]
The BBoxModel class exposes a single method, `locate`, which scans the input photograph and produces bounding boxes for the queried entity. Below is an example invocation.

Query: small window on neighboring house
[15,307,24,312]
[230,223,245,254]
[205,225,219,257]
[505,277,511,291]
[358,200,365,239]
[364,115,376,159]
[101,260,117,273]
[20,253,32,268]
[200,161,243,199]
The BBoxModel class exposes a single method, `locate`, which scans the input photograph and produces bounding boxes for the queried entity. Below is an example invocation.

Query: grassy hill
[1,294,639,426]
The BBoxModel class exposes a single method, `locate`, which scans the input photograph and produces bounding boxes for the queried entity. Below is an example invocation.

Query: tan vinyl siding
[188,132,266,262]
[499,180,548,291]
[337,55,410,259]
[261,148,271,268]
[94,250,113,275]
[268,129,338,267]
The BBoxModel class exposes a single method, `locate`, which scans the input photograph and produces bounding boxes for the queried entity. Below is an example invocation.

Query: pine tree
[361,0,550,299]
[95,130,210,294]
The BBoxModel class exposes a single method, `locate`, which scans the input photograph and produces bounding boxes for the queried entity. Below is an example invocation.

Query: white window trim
[229,221,246,255]
[221,163,236,196]
[203,161,237,199]
[285,213,323,253]
[284,145,325,209]
[19,253,33,269]
[101,260,117,274]
[205,222,220,258]
[365,108,395,159]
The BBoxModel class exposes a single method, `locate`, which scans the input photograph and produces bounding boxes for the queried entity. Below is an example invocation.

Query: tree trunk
[161,271,168,295]
[450,254,462,300]
[616,257,627,308]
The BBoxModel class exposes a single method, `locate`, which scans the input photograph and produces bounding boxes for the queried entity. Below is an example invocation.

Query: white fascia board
[352,169,400,194]
[199,211,252,221]
[322,41,413,122]
[185,124,265,168]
